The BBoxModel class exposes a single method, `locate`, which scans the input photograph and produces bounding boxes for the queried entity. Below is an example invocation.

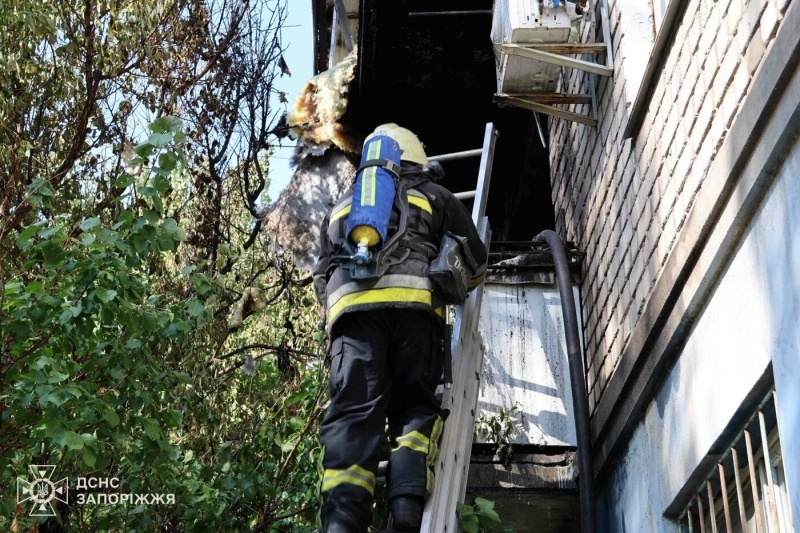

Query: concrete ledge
[591,0,800,480]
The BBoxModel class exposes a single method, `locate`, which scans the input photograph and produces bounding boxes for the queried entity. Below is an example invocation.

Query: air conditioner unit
[491,0,580,93]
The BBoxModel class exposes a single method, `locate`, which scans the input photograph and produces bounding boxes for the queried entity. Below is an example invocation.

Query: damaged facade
[267,0,799,531]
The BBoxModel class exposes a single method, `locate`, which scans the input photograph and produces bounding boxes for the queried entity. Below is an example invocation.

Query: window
[679,391,795,533]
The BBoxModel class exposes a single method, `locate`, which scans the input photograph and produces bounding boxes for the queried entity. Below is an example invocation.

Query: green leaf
[82,445,97,467]
[161,218,178,235]
[146,132,173,148]
[18,221,46,244]
[115,173,135,188]
[133,142,155,158]
[150,116,182,133]
[286,390,310,405]
[26,281,43,294]
[95,288,117,303]
[151,174,170,193]
[65,431,84,450]
[4,280,23,294]
[186,298,203,317]
[457,502,475,517]
[477,507,501,523]
[474,497,495,511]
[39,226,62,239]
[47,423,66,447]
[126,338,142,349]
[158,152,178,171]
[64,384,83,398]
[58,309,73,325]
[103,409,121,428]
[79,217,101,231]
[462,516,480,533]
[141,418,162,441]
[166,409,183,427]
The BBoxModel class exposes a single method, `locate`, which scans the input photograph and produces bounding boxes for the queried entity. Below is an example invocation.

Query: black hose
[535,230,596,533]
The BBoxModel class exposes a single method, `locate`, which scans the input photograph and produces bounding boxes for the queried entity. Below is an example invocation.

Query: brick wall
[548,0,791,413]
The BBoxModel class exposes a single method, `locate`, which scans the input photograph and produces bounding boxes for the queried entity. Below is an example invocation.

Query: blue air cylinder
[346,135,402,264]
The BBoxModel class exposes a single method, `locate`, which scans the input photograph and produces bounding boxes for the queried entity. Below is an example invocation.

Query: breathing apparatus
[333,126,412,280]
[333,124,477,304]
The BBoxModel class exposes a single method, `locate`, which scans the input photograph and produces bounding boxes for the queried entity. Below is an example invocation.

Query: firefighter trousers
[318,308,448,532]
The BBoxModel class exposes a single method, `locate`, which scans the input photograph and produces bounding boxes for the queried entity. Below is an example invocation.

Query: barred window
[680,391,795,533]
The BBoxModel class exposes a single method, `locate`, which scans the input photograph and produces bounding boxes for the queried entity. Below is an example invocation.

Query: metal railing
[680,390,794,533]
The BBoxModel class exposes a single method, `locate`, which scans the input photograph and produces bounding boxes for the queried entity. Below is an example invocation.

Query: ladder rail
[420,123,497,533]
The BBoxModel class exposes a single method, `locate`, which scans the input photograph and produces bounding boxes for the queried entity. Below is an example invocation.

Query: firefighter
[312,124,488,533]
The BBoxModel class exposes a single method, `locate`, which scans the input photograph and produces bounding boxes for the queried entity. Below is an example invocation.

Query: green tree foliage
[1,1,322,531]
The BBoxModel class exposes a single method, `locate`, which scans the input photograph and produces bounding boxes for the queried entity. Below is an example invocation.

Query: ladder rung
[454,190,476,200]
[428,148,483,163]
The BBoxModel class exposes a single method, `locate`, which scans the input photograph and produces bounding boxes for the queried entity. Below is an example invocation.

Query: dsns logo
[17,465,69,516]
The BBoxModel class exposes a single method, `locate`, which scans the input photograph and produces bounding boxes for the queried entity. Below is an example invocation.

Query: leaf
[286,390,310,405]
[18,221,46,244]
[115,173,135,188]
[95,288,117,303]
[65,431,84,450]
[186,298,204,317]
[103,409,121,428]
[47,423,66,447]
[151,174,170,193]
[126,338,142,349]
[26,281,43,294]
[82,445,97,467]
[475,497,495,511]
[166,409,183,427]
[161,218,178,235]
[133,142,155,158]
[4,280,23,295]
[150,116,182,133]
[64,384,83,398]
[457,502,475,517]
[158,152,178,171]
[146,132,173,148]
[58,309,73,325]
[79,217,101,231]
[462,516,480,533]
[477,507,501,524]
[141,418,162,441]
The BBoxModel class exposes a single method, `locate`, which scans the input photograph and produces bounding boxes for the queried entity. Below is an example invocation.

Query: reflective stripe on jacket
[313,165,488,334]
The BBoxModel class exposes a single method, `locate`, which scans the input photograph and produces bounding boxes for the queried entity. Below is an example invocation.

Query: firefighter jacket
[313,163,488,333]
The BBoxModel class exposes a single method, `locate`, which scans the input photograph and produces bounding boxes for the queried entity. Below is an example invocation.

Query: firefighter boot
[389,495,424,531]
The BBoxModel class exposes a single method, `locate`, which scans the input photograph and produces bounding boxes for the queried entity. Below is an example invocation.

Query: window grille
[680,390,795,533]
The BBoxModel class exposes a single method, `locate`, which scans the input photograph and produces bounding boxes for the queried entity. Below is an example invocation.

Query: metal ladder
[421,123,498,533]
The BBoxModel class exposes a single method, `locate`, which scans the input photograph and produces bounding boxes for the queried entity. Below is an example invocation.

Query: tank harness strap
[357,158,401,178]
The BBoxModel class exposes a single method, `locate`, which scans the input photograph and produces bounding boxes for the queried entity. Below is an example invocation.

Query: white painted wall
[596,134,800,532]
[477,283,583,447]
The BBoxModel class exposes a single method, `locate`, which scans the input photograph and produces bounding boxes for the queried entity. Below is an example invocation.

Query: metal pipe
[428,148,483,162]
[408,10,492,17]
[758,411,781,530]
[732,449,748,530]
[698,494,707,533]
[533,230,595,533]
[744,430,764,533]
[454,190,476,200]
[707,480,719,533]
[718,463,733,533]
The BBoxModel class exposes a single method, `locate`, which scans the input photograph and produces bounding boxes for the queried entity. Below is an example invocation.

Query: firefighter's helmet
[365,123,428,165]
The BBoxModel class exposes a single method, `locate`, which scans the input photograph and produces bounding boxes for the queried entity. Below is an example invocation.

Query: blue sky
[266,2,314,202]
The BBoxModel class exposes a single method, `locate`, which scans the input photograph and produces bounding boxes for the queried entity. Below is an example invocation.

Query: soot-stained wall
[354,0,555,241]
